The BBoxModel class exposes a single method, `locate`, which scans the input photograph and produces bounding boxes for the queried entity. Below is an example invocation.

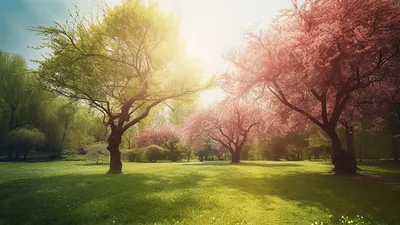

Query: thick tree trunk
[170,150,180,162]
[328,129,357,175]
[345,126,357,170]
[231,150,241,163]
[107,129,123,173]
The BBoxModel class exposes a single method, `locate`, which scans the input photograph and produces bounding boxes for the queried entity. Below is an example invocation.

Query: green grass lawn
[1,161,399,225]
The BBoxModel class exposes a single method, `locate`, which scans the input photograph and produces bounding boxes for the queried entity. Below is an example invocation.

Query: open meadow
[1,161,399,225]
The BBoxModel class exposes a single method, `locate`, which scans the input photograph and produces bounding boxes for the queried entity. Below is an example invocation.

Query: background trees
[33,0,208,172]
[136,125,182,162]
[223,0,400,174]
[0,50,108,161]
[6,128,45,160]
[0,0,399,174]
[184,100,264,163]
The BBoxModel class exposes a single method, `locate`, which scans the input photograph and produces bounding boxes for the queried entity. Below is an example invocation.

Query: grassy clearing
[0,161,399,225]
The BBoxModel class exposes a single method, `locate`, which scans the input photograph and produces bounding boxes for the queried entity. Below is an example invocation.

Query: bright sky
[0,0,292,107]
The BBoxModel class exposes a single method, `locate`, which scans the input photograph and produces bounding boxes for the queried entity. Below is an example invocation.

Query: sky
[0,0,292,106]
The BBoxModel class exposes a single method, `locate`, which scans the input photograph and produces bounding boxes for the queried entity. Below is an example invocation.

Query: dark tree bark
[23,148,28,161]
[107,129,123,173]
[392,136,399,162]
[390,122,399,162]
[231,149,241,163]
[169,149,180,162]
[8,148,13,160]
[15,150,19,160]
[327,127,357,175]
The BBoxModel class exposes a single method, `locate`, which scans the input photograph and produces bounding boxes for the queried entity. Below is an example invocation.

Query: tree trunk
[8,107,16,160]
[393,137,399,162]
[345,125,357,170]
[390,122,399,162]
[170,150,180,162]
[231,150,241,163]
[296,151,301,161]
[8,148,13,160]
[107,129,122,173]
[327,128,357,175]
[23,148,28,160]
[15,150,19,160]
[9,107,15,130]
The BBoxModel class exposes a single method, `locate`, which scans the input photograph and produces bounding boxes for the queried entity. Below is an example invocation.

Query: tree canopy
[33,0,210,172]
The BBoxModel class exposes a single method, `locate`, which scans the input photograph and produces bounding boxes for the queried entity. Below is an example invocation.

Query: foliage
[6,128,46,160]
[224,0,400,173]
[33,0,209,172]
[143,145,166,162]
[184,99,267,163]
[85,142,109,164]
[120,149,138,162]
[136,125,182,161]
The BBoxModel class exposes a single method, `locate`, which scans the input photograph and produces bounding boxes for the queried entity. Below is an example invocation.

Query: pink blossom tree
[184,100,264,163]
[136,125,182,162]
[224,0,400,174]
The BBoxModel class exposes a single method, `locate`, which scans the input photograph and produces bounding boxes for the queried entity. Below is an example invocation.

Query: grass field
[1,161,399,225]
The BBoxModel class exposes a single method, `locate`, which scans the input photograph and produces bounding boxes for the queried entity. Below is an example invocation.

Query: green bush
[85,143,109,164]
[120,149,138,162]
[144,145,166,163]
[127,151,137,162]
[7,128,46,160]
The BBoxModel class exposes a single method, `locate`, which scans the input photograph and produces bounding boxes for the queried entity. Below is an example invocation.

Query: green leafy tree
[33,0,210,172]
[0,50,48,158]
[307,130,331,160]
[7,128,46,160]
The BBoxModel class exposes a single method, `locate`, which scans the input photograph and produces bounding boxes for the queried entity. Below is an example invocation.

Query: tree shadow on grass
[79,162,109,166]
[218,172,400,224]
[182,161,303,168]
[0,171,207,225]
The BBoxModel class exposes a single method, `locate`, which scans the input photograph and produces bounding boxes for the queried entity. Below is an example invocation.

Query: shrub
[85,143,109,164]
[120,149,137,162]
[144,145,166,163]
[76,145,87,155]
[127,151,137,162]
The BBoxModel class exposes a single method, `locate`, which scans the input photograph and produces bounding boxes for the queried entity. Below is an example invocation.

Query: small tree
[86,143,109,164]
[7,128,46,160]
[184,100,265,163]
[136,125,182,162]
